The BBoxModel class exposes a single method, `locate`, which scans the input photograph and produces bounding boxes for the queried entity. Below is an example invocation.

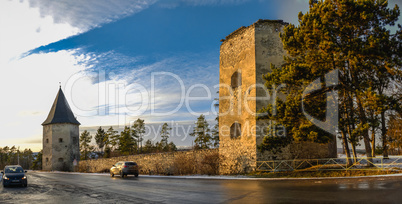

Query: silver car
[110,161,139,178]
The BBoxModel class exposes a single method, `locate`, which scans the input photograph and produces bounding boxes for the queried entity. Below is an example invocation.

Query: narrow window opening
[59,138,63,143]
[231,71,242,89]
[46,139,49,143]
[46,158,49,162]
[230,122,241,139]
[58,158,64,162]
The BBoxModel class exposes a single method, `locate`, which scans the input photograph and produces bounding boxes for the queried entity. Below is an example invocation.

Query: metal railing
[256,156,402,172]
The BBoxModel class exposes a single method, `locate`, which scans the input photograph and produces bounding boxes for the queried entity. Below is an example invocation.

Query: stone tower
[42,87,80,171]
[219,20,336,174]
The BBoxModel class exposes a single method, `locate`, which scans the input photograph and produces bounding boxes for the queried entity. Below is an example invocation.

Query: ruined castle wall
[219,25,257,174]
[78,149,218,175]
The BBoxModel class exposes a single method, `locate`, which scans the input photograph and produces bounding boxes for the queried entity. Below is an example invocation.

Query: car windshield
[5,167,24,173]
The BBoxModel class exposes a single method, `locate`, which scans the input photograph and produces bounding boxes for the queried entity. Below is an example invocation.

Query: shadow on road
[109,176,139,180]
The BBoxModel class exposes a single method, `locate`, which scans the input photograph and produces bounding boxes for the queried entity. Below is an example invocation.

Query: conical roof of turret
[42,87,80,126]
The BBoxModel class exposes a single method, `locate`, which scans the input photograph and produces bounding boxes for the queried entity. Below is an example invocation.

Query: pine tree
[211,116,220,148]
[106,126,119,151]
[190,114,212,149]
[132,119,145,153]
[160,123,172,151]
[80,130,93,160]
[94,126,106,155]
[119,126,136,155]
[168,142,177,152]
[259,0,402,165]
[31,150,42,170]
[143,139,155,153]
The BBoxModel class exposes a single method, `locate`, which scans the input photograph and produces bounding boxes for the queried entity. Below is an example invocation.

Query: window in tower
[230,122,241,139]
[231,71,242,89]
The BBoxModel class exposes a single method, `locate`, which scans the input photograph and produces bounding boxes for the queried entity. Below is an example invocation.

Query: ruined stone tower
[219,20,336,174]
[42,87,80,171]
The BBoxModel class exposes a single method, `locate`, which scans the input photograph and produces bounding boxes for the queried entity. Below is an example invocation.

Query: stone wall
[219,20,257,175]
[79,149,219,175]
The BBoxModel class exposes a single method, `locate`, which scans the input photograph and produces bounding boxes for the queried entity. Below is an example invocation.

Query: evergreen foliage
[79,130,94,160]
[258,0,402,163]
[190,114,212,149]
[132,118,145,153]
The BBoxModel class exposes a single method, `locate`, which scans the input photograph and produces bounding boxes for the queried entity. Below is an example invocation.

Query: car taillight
[124,165,127,168]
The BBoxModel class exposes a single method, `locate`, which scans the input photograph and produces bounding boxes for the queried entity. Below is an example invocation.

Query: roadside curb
[32,171,402,181]
[138,173,402,181]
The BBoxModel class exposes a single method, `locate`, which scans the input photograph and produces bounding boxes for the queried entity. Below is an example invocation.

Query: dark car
[110,161,139,178]
[1,165,28,187]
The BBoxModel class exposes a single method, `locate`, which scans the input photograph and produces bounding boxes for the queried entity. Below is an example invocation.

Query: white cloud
[157,0,250,8]
[0,0,80,65]
[0,49,87,151]
[0,0,157,65]
[26,0,157,32]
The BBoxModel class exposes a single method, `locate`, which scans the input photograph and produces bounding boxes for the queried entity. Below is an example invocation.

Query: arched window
[46,139,49,143]
[230,122,241,139]
[231,71,242,89]
[46,158,49,162]
[59,138,63,143]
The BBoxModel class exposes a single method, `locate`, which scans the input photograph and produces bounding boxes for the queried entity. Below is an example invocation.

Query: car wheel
[120,171,124,178]
[110,172,114,177]
[135,174,138,177]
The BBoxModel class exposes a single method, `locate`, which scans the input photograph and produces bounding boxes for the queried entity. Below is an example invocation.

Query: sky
[0,0,401,152]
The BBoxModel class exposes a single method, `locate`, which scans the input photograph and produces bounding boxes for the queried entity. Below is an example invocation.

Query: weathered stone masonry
[79,149,219,175]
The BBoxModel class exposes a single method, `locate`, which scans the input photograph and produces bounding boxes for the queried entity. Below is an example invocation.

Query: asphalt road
[1,172,402,203]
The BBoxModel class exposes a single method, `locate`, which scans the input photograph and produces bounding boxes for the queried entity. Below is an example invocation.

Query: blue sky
[1,0,400,151]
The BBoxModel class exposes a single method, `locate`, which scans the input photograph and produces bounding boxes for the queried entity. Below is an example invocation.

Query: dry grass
[172,151,220,175]
[173,154,196,175]
[199,152,220,175]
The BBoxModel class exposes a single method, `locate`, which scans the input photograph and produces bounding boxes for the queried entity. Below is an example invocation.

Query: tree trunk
[347,124,358,164]
[356,97,374,166]
[371,127,376,158]
[381,110,389,159]
[351,143,358,163]
[341,130,353,166]
[345,91,358,164]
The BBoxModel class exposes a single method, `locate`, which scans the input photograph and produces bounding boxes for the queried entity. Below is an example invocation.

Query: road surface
[1,171,402,203]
